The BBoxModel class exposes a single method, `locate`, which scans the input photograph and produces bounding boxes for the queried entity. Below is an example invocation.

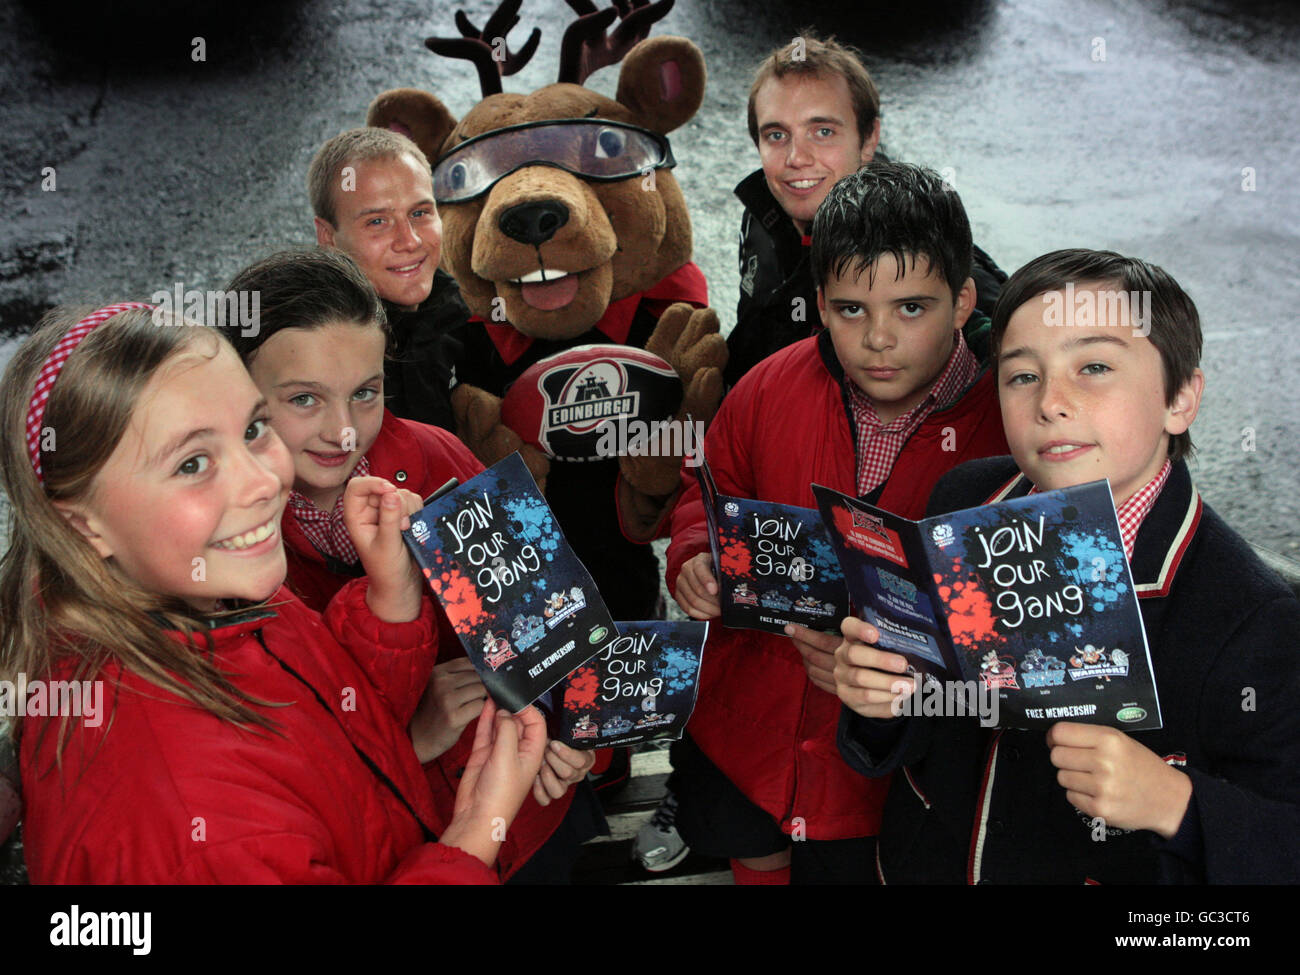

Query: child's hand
[532,740,596,807]
[674,552,721,620]
[409,659,488,763]
[833,617,915,719]
[343,476,425,623]
[1046,722,1193,839]
[785,623,840,694]
[442,699,548,866]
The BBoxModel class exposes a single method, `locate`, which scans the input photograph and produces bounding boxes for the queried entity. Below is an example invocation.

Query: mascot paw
[452,383,552,491]
[616,476,682,545]
[619,450,685,500]
[645,303,728,395]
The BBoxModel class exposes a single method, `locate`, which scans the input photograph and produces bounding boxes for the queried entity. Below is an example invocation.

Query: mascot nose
[499,200,570,245]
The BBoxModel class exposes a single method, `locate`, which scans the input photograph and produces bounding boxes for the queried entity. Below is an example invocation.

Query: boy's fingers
[840,616,880,645]
[1048,745,1096,773]
[538,763,567,799]
[454,683,490,708]
[516,706,549,754]
[838,642,909,673]
[1057,770,1098,798]
[470,698,496,754]
[785,623,839,651]
[1046,721,1100,748]
[547,740,586,768]
[836,663,913,695]
[444,674,487,696]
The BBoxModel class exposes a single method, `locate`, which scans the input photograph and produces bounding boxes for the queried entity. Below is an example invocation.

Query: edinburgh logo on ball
[543,358,640,436]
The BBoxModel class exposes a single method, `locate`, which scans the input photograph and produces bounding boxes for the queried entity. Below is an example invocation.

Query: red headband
[25,302,155,484]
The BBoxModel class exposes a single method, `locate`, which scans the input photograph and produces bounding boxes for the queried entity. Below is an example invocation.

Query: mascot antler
[424,0,542,97]
[557,0,676,85]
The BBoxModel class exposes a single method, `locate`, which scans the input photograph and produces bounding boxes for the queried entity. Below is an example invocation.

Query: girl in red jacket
[223,248,604,882]
[0,301,546,883]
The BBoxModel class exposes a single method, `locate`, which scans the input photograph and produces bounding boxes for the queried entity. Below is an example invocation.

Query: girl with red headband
[0,302,546,883]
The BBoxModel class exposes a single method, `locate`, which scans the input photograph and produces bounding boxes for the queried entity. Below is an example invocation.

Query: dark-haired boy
[835,248,1300,883]
[727,33,1007,387]
[307,127,466,432]
[661,163,1009,884]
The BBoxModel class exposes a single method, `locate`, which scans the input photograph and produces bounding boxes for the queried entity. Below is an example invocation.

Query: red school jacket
[279,410,579,879]
[665,333,1009,841]
[21,582,497,884]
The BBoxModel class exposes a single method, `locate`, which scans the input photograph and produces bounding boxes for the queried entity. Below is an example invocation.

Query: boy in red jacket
[664,162,1008,883]
[224,248,606,883]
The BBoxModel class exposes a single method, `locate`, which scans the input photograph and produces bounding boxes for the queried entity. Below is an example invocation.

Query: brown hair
[307,128,431,226]
[224,248,388,365]
[746,32,881,147]
[0,306,278,754]
[989,249,1204,461]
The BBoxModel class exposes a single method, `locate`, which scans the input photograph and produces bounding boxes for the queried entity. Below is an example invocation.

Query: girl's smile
[58,334,294,611]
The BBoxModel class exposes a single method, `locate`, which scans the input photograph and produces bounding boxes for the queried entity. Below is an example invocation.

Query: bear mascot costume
[367,0,726,622]
[364,0,727,877]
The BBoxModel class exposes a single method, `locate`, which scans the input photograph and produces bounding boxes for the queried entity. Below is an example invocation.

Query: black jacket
[727,168,1007,388]
[838,457,1300,884]
[382,269,470,433]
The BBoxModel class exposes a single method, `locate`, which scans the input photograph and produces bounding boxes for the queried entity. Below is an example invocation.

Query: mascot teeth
[512,269,571,284]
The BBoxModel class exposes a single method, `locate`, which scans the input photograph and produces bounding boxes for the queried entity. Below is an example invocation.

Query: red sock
[730,858,791,885]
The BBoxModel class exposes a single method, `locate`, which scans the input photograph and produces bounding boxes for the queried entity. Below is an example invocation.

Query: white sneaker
[632,790,689,872]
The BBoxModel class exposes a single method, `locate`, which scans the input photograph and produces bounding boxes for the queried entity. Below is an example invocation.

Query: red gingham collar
[844,329,979,427]
[1114,460,1172,560]
[286,455,371,564]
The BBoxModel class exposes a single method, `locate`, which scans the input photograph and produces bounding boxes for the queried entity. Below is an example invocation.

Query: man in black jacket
[728,34,1005,388]
[308,127,467,432]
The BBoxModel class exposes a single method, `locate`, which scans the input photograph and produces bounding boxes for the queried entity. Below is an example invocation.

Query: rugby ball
[501,344,683,462]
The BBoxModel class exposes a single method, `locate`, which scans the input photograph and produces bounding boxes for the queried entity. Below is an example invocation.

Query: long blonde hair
[0,306,278,755]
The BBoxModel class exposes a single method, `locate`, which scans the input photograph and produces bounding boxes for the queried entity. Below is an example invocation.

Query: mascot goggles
[431,119,676,204]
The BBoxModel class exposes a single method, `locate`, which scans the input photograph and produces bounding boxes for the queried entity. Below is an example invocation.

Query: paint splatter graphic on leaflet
[1059,529,1129,612]
[563,666,599,712]
[419,546,489,635]
[719,526,752,577]
[501,493,560,561]
[657,640,700,694]
[934,560,1003,665]
[438,567,491,636]
[806,531,845,584]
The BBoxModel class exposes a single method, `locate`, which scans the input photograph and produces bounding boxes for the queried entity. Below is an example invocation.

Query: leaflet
[812,479,1161,730]
[402,453,618,713]
[695,455,849,634]
[540,620,707,749]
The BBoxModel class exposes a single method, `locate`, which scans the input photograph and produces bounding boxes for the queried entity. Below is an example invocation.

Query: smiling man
[726,34,1007,388]
[308,128,468,431]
